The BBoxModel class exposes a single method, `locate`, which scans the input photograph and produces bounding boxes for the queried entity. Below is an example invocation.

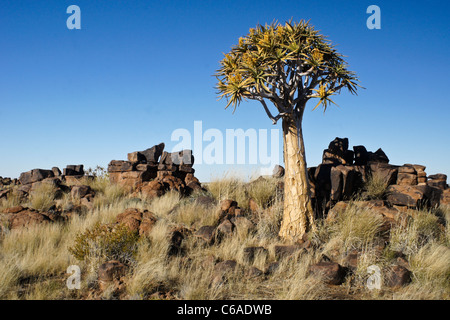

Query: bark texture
[278,115,315,241]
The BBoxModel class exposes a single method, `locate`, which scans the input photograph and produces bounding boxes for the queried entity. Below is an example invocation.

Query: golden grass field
[0,173,449,300]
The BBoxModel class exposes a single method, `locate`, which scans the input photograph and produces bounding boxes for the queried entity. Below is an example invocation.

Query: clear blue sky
[1,0,449,182]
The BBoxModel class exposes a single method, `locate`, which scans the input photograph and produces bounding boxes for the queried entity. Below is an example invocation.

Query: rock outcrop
[107,143,203,197]
[277,137,449,217]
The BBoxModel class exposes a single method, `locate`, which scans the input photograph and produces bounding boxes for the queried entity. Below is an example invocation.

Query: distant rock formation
[275,137,449,217]
[107,143,204,197]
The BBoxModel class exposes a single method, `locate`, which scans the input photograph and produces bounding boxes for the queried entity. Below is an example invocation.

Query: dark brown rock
[3,206,25,214]
[387,184,440,208]
[427,174,447,190]
[353,145,369,166]
[212,260,238,283]
[309,261,347,285]
[98,260,128,291]
[195,226,216,244]
[71,185,93,199]
[64,165,84,176]
[243,246,268,263]
[217,219,234,237]
[397,172,418,186]
[9,209,51,229]
[52,167,62,177]
[107,160,135,173]
[19,169,54,185]
[140,180,165,199]
[368,148,389,163]
[264,262,280,275]
[140,143,165,164]
[115,208,157,236]
[272,165,285,178]
[245,266,264,278]
[195,195,217,208]
[127,151,146,163]
[220,199,238,212]
[385,265,411,287]
[274,245,303,259]
[160,175,185,193]
[169,226,190,255]
[369,162,399,186]
[398,165,416,174]
[441,189,450,206]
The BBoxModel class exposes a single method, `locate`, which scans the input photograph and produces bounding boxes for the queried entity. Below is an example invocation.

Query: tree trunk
[278,112,315,242]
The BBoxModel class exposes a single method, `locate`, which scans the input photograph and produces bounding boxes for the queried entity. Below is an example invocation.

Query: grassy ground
[0,174,448,300]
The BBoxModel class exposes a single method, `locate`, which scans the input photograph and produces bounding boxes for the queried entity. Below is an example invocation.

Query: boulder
[242,246,268,263]
[272,165,285,178]
[135,164,158,178]
[195,226,216,244]
[322,137,351,165]
[127,151,146,163]
[369,162,398,186]
[63,175,86,186]
[368,148,389,163]
[427,174,447,190]
[217,219,234,237]
[9,209,52,230]
[139,180,165,199]
[330,165,360,201]
[397,173,417,186]
[385,265,411,287]
[140,143,165,164]
[0,189,9,200]
[52,167,62,177]
[398,165,416,174]
[387,184,441,208]
[71,185,93,199]
[274,245,304,259]
[98,260,128,291]
[212,260,238,284]
[195,195,217,208]
[160,175,186,193]
[220,199,238,212]
[168,226,190,256]
[115,208,157,236]
[108,160,135,173]
[170,149,194,166]
[245,266,264,278]
[309,261,347,285]
[3,205,25,214]
[353,145,369,166]
[64,165,84,176]
[441,189,450,206]
[19,169,54,185]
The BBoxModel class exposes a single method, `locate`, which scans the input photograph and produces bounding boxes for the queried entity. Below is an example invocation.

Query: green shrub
[68,223,140,266]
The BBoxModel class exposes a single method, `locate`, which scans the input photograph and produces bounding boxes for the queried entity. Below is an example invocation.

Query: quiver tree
[215,20,360,241]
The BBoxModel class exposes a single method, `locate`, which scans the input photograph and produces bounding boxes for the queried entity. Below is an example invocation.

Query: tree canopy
[215,20,361,121]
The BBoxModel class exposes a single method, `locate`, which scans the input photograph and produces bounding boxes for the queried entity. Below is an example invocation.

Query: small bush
[362,173,388,200]
[389,210,442,255]
[68,223,140,266]
[206,174,248,206]
[0,187,24,211]
[247,177,279,209]
[329,202,386,252]
[30,183,59,211]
